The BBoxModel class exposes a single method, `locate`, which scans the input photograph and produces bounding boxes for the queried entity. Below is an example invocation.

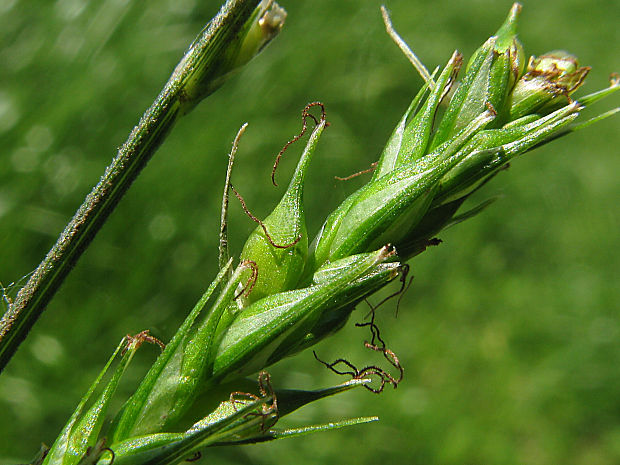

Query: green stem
[0,0,284,373]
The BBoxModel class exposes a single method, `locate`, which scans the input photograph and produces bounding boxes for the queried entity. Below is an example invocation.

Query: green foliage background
[1,0,618,463]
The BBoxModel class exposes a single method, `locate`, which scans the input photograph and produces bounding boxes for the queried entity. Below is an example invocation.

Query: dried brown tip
[271,101,327,186]
[313,349,400,394]
[395,265,414,317]
[357,309,404,388]
[364,343,404,388]
[229,390,260,409]
[257,371,277,416]
[231,185,302,249]
[379,243,398,260]
[234,260,259,300]
[485,101,498,117]
[439,51,464,103]
[314,311,404,397]
[364,263,411,316]
[313,351,359,378]
[335,162,378,181]
[122,330,165,355]
[229,371,278,433]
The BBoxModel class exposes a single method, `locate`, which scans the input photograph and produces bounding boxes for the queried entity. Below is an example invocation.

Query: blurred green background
[1,0,619,463]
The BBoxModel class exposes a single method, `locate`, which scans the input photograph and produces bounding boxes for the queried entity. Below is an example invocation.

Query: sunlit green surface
[1,1,618,463]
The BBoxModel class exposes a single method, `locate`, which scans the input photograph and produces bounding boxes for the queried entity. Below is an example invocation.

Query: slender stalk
[219,123,248,276]
[0,0,285,373]
[381,5,435,89]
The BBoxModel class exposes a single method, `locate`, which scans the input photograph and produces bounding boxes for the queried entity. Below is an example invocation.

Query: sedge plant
[4,2,619,464]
